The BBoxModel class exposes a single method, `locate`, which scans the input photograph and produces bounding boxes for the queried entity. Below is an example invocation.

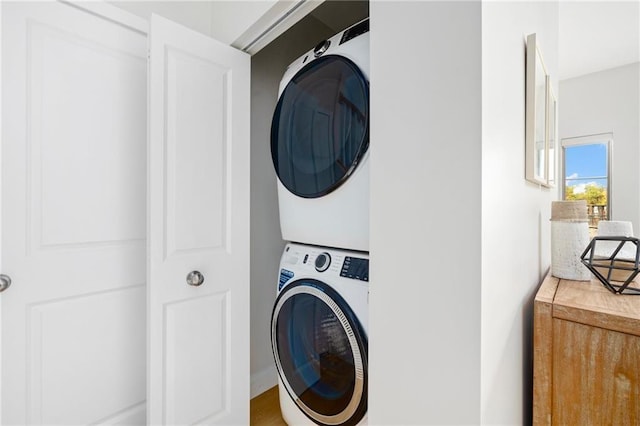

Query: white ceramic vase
[550,200,591,281]
[595,220,635,260]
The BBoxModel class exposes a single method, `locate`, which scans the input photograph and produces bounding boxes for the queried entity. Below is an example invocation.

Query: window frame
[561,132,613,220]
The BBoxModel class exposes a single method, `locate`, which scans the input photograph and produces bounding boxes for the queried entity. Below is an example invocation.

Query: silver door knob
[0,274,11,293]
[186,271,204,287]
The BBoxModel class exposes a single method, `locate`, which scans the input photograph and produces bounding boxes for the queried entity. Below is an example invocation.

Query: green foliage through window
[564,184,607,206]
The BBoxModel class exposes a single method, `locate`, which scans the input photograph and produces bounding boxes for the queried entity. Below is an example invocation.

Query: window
[561,133,612,233]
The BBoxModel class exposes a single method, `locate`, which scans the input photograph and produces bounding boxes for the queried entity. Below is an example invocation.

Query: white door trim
[232,0,324,54]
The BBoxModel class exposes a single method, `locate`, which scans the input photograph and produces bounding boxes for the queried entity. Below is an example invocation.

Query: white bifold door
[1,3,249,425]
[147,14,250,426]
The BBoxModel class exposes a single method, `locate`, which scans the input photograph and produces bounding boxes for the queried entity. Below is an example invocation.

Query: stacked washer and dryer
[270,18,370,426]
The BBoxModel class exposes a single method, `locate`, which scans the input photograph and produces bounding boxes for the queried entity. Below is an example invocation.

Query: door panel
[2,3,147,424]
[164,294,226,423]
[148,14,250,425]
[28,286,145,424]
[165,49,228,255]
[272,280,368,425]
[31,21,146,248]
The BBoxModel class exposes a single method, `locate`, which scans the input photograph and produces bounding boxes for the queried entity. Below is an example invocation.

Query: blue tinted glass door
[271,280,367,425]
[271,56,369,198]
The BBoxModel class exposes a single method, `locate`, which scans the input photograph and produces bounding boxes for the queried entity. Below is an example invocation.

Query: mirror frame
[546,77,557,187]
[525,33,550,186]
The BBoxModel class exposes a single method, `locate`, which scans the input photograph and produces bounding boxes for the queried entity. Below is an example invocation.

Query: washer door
[271,280,367,426]
[271,55,369,199]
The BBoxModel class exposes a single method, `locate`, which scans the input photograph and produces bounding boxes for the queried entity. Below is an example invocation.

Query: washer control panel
[280,243,369,290]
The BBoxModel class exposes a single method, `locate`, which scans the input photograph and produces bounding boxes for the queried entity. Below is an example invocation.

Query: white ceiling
[559,1,640,80]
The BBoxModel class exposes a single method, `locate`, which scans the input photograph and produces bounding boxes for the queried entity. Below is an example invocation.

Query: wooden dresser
[533,274,640,425]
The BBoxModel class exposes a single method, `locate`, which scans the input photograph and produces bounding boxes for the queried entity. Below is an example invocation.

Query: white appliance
[271,19,370,252]
[271,242,369,425]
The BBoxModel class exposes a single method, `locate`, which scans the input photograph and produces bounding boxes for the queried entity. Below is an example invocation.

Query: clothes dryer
[271,242,369,425]
[271,19,369,252]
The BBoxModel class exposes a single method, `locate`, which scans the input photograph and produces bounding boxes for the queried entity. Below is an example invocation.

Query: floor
[250,386,287,425]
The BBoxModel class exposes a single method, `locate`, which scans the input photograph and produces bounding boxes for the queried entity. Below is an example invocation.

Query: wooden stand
[533,274,640,424]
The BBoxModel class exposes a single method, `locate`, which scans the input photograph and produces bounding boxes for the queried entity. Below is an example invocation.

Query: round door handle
[0,274,11,293]
[186,271,204,287]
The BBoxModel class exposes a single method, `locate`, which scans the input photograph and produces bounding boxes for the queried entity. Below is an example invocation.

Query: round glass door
[271,55,369,199]
[271,280,367,426]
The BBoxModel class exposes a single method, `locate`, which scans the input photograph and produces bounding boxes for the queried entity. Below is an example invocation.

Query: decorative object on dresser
[550,200,591,281]
[595,220,636,262]
[533,274,640,425]
[581,236,640,294]
[597,220,634,238]
[595,221,635,263]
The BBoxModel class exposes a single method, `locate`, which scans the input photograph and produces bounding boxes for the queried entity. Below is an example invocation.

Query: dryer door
[271,279,367,426]
[271,55,369,199]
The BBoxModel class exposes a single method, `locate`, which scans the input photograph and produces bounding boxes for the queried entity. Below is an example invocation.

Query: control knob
[315,252,331,272]
[313,40,331,57]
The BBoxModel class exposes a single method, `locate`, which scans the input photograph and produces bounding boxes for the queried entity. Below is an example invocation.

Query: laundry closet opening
[249,0,369,401]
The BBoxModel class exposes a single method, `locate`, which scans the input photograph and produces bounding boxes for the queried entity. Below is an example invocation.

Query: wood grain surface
[533,274,559,425]
[533,274,640,425]
[553,319,640,425]
[250,386,287,426]
[553,278,640,337]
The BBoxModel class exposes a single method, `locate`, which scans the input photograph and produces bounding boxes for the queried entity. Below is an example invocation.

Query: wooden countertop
[535,274,640,336]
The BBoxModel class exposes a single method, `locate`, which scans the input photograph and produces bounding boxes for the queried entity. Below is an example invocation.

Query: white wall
[371,1,559,424]
[369,2,482,423]
[481,2,558,424]
[559,63,640,233]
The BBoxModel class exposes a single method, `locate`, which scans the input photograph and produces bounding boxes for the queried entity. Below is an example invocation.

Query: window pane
[563,141,609,232]
[565,143,607,179]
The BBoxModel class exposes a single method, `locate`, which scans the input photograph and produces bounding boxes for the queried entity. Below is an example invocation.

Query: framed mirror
[525,33,549,185]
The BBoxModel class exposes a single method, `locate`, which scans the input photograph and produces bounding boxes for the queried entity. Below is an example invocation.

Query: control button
[313,40,331,57]
[315,252,331,272]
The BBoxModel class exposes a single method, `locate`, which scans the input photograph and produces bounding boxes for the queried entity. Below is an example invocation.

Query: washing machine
[271,18,370,252]
[271,242,369,425]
